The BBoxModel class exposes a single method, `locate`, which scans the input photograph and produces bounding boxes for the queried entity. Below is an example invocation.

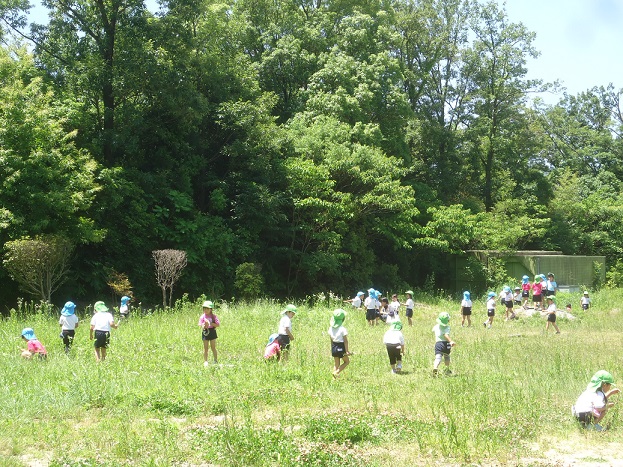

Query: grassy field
[2,290,623,466]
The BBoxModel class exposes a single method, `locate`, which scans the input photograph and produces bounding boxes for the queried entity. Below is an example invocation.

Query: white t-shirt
[581,297,591,306]
[487,298,496,310]
[388,301,401,314]
[405,298,414,309]
[90,312,114,331]
[504,291,513,302]
[120,304,129,314]
[278,315,292,335]
[574,389,606,414]
[328,326,348,343]
[364,296,374,309]
[547,303,556,313]
[59,314,79,330]
[383,329,404,346]
[460,299,472,308]
[351,297,362,308]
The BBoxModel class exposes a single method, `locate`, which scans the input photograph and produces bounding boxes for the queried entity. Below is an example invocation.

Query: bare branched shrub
[152,249,187,307]
[3,235,74,303]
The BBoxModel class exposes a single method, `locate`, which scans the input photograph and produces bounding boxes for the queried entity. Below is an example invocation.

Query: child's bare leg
[333,356,341,373]
[210,339,218,363]
[94,347,101,362]
[467,316,471,326]
[100,347,107,361]
[554,323,560,333]
[203,340,210,362]
[408,317,413,326]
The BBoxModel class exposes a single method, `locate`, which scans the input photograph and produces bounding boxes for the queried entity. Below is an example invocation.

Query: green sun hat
[437,312,450,326]
[587,370,615,392]
[534,275,541,282]
[330,309,346,328]
[282,304,297,315]
[405,290,414,295]
[547,295,557,303]
[392,321,403,331]
[94,301,109,313]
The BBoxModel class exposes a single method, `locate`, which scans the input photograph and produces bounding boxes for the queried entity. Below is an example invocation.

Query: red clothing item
[27,339,47,355]
[532,282,543,295]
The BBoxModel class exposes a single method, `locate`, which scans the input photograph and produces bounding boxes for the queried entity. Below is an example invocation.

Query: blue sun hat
[121,295,131,305]
[356,291,364,297]
[522,275,530,284]
[463,291,470,300]
[21,328,36,341]
[60,301,76,316]
[503,286,511,293]
[540,274,547,282]
[267,333,279,346]
[367,288,375,295]
[487,291,496,298]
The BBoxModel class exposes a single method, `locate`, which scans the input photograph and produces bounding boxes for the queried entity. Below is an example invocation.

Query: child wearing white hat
[580,291,591,310]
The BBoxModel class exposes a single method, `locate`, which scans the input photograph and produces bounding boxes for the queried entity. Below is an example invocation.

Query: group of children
[20,298,126,362]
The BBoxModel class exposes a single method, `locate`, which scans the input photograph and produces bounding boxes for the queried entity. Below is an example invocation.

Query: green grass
[2,290,623,465]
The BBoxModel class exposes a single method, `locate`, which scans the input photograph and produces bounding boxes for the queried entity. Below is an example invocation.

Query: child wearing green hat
[545,296,561,334]
[532,275,543,311]
[198,300,220,366]
[432,312,456,377]
[383,321,405,374]
[328,309,351,378]
[573,370,620,431]
[89,301,118,362]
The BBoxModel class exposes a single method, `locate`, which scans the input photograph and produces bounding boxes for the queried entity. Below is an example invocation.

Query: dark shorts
[505,300,513,309]
[385,344,402,365]
[405,308,413,318]
[366,309,377,321]
[61,329,75,347]
[331,341,346,358]
[487,309,495,317]
[461,307,472,316]
[576,412,594,426]
[582,304,589,310]
[435,341,451,355]
[94,330,110,348]
[277,334,291,350]
[522,290,529,298]
[202,328,218,341]
[533,294,542,303]
[545,290,555,296]
[547,313,556,323]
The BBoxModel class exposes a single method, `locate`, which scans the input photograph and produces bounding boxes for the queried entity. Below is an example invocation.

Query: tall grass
[1,290,621,465]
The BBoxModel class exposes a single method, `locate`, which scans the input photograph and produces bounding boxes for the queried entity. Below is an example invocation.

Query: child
[532,275,543,311]
[59,301,79,354]
[521,275,531,309]
[328,309,350,378]
[364,289,379,326]
[460,291,472,327]
[277,304,297,362]
[388,294,401,318]
[484,291,496,328]
[383,321,405,374]
[90,301,118,362]
[198,300,220,366]
[344,291,364,309]
[546,272,558,297]
[21,328,47,359]
[119,295,131,320]
[573,370,620,431]
[513,287,522,305]
[404,290,415,326]
[502,286,515,320]
[378,297,390,322]
[581,291,591,310]
[545,296,561,334]
[264,333,281,361]
[432,312,456,377]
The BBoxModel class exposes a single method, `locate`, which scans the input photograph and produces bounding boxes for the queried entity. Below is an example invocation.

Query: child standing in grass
[484,291,496,328]
[460,291,472,327]
[59,301,79,354]
[277,304,297,362]
[90,301,118,362]
[573,370,620,431]
[198,300,220,366]
[404,290,415,326]
[364,289,378,326]
[502,286,514,320]
[344,291,364,310]
[328,309,350,378]
[119,295,131,320]
[20,328,47,359]
[521,275,531,309]
[432,312,456,377]
[532,275,543,311]
[545,296,561,334]
[383,321,405,374]
[580,291,591,310]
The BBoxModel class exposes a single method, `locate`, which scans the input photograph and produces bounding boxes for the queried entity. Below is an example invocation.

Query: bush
[234,263,264,300]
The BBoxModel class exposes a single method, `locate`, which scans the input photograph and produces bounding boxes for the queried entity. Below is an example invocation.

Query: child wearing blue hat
[459,291,472,327]
[484,291,496,328]
[21,328,47,359]
[364,289,380,326]
[344,291,364,310]
[119,295,131,320]
[520,275,531,309]
[59,301,79,354]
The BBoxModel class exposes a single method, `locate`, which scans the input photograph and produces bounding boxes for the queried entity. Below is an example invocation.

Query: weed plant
[1,291,622,465]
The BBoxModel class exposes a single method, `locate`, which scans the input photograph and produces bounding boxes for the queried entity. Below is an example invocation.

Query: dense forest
[1,0,622,308]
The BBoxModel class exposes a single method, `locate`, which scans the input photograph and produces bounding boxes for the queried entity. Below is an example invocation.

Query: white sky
[500,0,623,102]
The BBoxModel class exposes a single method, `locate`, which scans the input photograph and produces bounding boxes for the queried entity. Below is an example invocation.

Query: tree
[152,249,187,308]
[3,235,74,302]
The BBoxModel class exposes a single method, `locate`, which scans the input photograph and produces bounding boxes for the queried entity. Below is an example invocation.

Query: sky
[499,0,623,102]
[25,0,623,103]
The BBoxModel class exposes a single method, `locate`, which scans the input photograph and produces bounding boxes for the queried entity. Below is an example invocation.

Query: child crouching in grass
[328,309,350,378]
[433,312,456,377]
[21,328,47,359]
